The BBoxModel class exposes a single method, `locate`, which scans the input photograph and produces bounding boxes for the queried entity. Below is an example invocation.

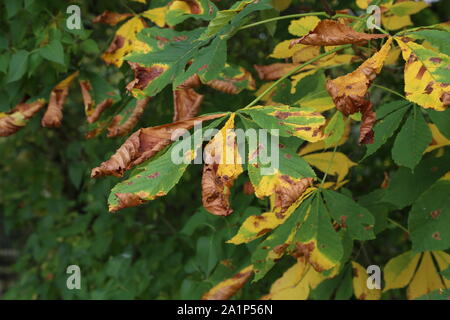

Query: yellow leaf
[425,124,450,153]
[102,16,151,67]
[290,69,318,90]
[142,7,168,27]
[299,122,350,156]
[292,45,321,63]
[214,114,243,179]
[396,38,449,111]
[382,14,412,31]
[202,114,243,216]
[202,266,253,300]
[389,1,428,16]
[432,251,450,288]
[271,0,292,12]
[288,16,321,37]
[268,258,328,300]
[381,1,428,30]
[385,46,401,65]
[227,186,315,244]
[356,0,370,9]
[269,40,303,59]
[297,91,335,112]
[352,261,381,300]
[383,251,421,291]
[303,152,356,182]
[407,252,445,300]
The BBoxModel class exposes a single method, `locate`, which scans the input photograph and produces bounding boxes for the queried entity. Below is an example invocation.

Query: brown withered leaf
[274,177,314,218]
[290,19,386,47]
[41,72,79,128]
[254,63,298,80]
[326,38,393,144]
[107,97,150,138]
[91,113,226,178]
[202,114,243,216]
[173,74,203,122]
[202,163,234,216]
[0,99,46,137]
[202,266,253,300]
[92,11,133,26]
[79,80,114,124]
[206,68,256,94]
[126,62,168,93]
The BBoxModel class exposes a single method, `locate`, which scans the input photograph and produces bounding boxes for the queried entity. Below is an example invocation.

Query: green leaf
[126,28,206,96]
[6,49,29,83]
[441,266,450,280]
[4,0,22,19]
[415,289,450,300]
[324,111,345,148]
[240,116,316,179]
[0,53,10,74]
[201,0,272,39]
[80,39,100,54]
[165,0,217,26]
[408,29,450,56]
[252,196,313,281]
[273,71,327,106]
[392,107,432,169]
[295,196,343,271]
[382,152,450,209]
[322,189,375,241]
[363,102,410,159]
[427,108,450,140]
[408,180,450,252]
[39,40,65,65]
[241,105,325,142]
[196,234,222,276]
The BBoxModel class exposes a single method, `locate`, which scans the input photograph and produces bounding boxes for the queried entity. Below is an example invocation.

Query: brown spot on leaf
[430,209,441,219]
[147,172,160,179]
[416,65,427,80]
[429,57,442,64]
[432,232,442,240]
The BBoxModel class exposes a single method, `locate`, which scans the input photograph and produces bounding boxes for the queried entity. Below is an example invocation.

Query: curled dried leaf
[92,11,133,25]
[274,177,314,217]
[79,80,114,123]
[126,62,168,93]
[0,99,46,137]
[41,72,79,128]
[290,19,386,47]
[254,63,299,80]
[326,38,393,144]
[173,74,203,122]
[91,113,226,178]
[202,114,243,216]
[202,266,253,300]
[206,68,256,94]
[107,97,150,137]
[173,88,204,122]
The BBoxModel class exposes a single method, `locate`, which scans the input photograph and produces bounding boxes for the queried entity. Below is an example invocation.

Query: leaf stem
[332,13,365,21]
[242,44,351,109]
[238,12,329,31]
[387,217,409,234]
[372,83,406,100]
